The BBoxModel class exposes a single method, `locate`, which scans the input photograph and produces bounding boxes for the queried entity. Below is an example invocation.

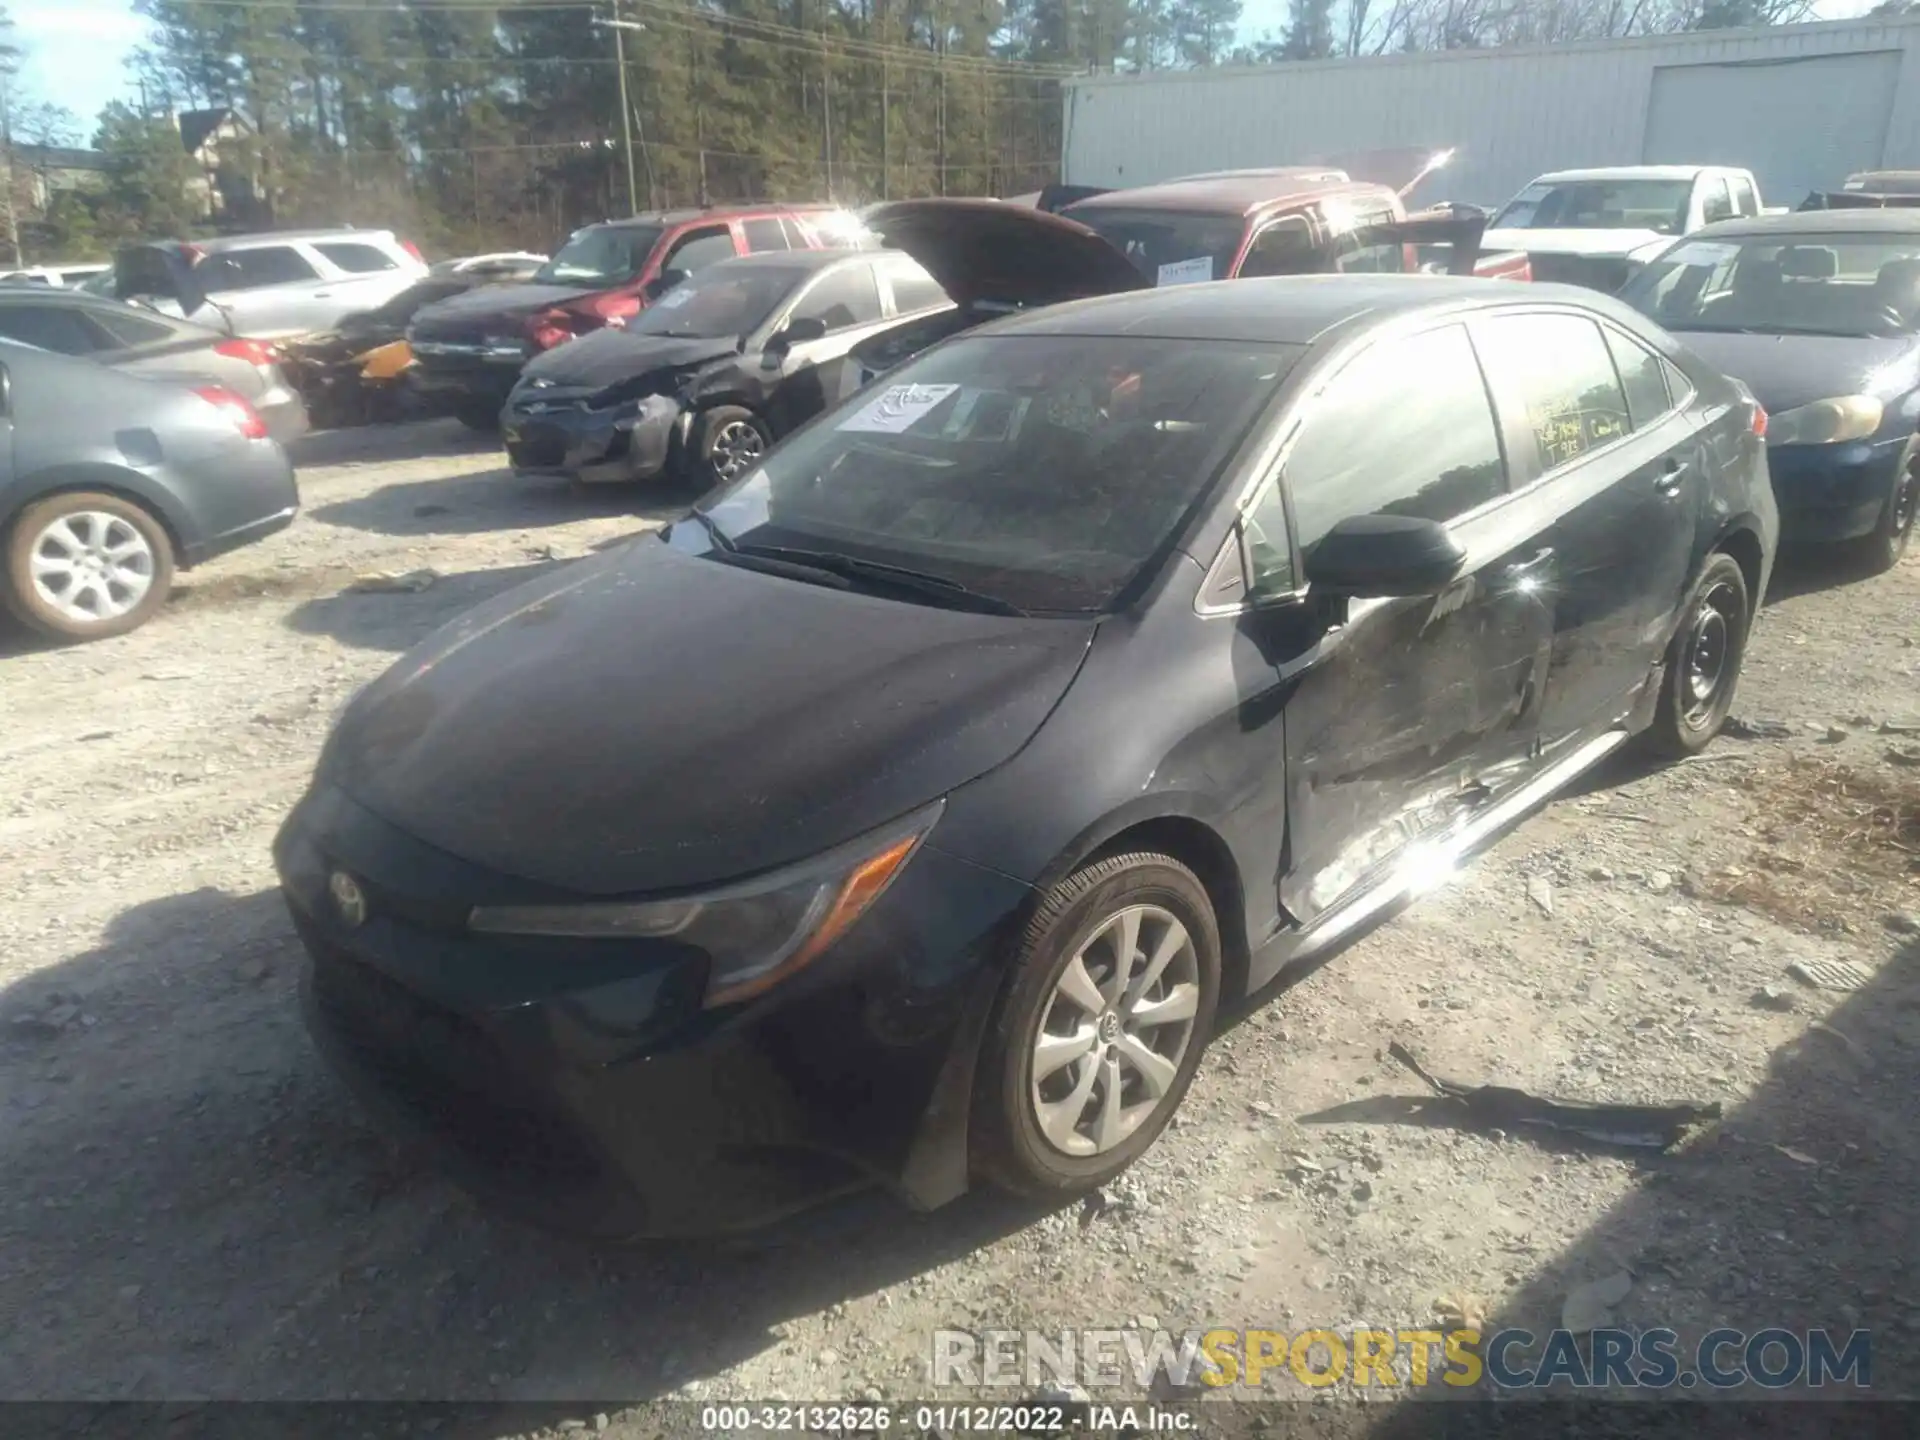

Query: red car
[405,202,855,429]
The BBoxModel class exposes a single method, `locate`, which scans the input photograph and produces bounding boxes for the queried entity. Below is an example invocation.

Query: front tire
[3,491,175,641]
[971,853,1220,1200]
[1848,450,1917,576]
[1642,551,1750,760]
[693,406,771,489]
[453,398,502,433]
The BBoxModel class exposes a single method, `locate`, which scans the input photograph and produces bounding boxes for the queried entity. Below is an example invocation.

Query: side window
[1700,177,1736,225]
[1730,177,1760,218]
[1239,218,1318,278]
[780,215,816,250]
[202,246,320,291]
[791,266,884,331]
[742,218,790,253]
[1286,324,1506,556]
[1602,326,1674,429]
[0,304,109,354]
[87,306,177,346]
[315,242,400,274]
[882,260,947,314]
[1240,480,1295,596]
[1475,312,1632,475]
[1331,211,1407,274]
[663,226,738,274]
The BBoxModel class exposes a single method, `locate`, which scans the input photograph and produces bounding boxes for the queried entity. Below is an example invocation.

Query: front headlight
[467,801,944,1007]
[1766,395,1884,446]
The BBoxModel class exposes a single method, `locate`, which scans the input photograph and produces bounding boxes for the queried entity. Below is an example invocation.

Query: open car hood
[112,243,223,328]
[860,198,1149,309]
[1304,147,1457,200]
[1800,189,1920,211]
[1361,203,1493,275]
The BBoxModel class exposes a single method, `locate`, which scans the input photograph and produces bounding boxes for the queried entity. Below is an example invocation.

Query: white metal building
[1059,16,1920,211]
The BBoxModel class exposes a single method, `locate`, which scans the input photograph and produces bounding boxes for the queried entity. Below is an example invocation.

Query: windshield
[1069,207,1251,285]
[1620,233,1920,338]
[1493,179,1692,234]
[698,333,1299,613]
[534,225,663,288]
[630,265,798,340]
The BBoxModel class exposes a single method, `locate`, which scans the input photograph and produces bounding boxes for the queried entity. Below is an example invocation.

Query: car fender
[1,461,192,555]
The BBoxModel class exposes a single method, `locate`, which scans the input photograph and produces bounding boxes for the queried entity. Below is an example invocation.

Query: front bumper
[1767,435,1907,543]
[503,393,687,484]
[406,355,524,413]
[274,784,1031,1240]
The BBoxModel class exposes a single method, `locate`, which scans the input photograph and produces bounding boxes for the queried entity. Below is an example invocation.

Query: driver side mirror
[767,315,828,353]
[1303,514,1466,599]
[643,268,690,302]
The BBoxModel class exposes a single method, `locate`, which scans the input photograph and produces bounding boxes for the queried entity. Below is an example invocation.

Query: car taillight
[1751,403,1768,438]
[194,385,269,440]
[400,238,424,263]
[180,243,205,264]
[214,337,281,368]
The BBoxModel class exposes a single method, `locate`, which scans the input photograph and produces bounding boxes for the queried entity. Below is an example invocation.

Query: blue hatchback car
[1622,208,1920,573]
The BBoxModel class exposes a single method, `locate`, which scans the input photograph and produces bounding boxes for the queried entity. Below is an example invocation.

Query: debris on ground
[1526,876,1554,915]
[1434,1290,1487,1331]
[1386,1040,1722,1150]
[1787,958,1874,992]
[1751,984,1796,1011]
[348,568,439,594]
[1724,716,1794,740]
[1772,1144,1820,1167]
[1562,1271,1634,1333]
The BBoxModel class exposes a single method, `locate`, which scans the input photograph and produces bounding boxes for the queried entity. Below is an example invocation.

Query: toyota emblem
[328,870,369,929]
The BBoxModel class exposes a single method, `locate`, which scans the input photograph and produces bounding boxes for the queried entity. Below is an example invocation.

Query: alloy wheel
[710,420,765,479]
[27,511,157,625]
[1029,904,1201,1158]
[1682,578,1741,728]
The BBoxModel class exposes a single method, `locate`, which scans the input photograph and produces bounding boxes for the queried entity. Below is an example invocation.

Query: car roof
[703,247,887,276]
[195,229,399,250]
[593,203,830,232]
[1528,166,1718,184]
[975,274,1565,345]
[1694,208,1920,238]
[1065,174,1389,220]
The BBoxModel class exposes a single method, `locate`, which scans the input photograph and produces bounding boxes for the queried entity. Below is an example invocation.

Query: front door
[1260,321,1558,927]
[1469,309,1700,754]
[761,263,894,430]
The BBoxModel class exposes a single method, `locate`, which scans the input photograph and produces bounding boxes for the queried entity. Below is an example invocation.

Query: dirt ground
[2,420,1917,1430]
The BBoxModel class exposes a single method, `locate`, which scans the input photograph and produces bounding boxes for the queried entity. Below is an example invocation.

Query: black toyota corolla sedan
[276,276,1776,1241]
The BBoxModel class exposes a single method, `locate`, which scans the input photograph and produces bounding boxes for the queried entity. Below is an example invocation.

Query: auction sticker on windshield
[1156,256,1213,287]
[838,382,960,434]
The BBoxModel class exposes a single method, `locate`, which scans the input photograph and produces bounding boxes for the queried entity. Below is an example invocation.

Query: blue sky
[8,0,1882,145]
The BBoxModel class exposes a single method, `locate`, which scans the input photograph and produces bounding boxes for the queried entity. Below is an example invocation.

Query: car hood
[1482,227,1671,259]
[411,281,602,329]
[860,198,1149,308]
[1667,330,1920,414]
[323,540,1098,895]
[517,327,739,392]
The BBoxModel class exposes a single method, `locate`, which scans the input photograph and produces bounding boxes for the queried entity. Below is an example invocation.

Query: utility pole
[592,9,641,216]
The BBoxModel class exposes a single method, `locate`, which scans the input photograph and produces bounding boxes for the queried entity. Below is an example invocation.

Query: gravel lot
[2,420,1918,1429]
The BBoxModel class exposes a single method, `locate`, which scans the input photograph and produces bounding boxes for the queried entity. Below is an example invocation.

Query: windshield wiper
[732,542,1029,616]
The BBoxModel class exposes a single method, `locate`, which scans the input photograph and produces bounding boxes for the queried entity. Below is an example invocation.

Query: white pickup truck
[1483,164,1767,293]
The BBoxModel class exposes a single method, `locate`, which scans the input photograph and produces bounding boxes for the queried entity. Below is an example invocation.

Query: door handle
[1503,545,1555,577]
[1655,461,1690,498]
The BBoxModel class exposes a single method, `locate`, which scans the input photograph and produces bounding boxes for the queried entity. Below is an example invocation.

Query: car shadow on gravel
[1761,546,1886,608]
[1350,930,1920,1430]
[281,556,582,652]
[0,884,1059,1413]
[288,419,504,470]
[308,467,681,540]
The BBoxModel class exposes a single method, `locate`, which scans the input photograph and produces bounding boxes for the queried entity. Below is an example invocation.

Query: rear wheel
[971,853,1220,1200]
[1848,450,1918,575]
[3,491,175,641]
[1642,551,1750,760]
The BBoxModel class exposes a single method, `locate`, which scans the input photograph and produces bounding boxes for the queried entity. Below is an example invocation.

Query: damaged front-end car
[503,248,952,487]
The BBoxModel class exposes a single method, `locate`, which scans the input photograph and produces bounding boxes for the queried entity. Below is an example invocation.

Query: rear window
[1069,207,1248,286]
[315,242,400,274]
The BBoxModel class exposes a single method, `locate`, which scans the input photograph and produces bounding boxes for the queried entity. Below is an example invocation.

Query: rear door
[1469,308,1700,755]
[1257,320,1557,926]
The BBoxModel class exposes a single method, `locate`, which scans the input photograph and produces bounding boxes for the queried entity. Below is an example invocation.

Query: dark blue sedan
[1622,208,1920,573]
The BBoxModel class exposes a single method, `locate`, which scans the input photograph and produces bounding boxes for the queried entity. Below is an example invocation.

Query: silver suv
[111,229,430,341]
